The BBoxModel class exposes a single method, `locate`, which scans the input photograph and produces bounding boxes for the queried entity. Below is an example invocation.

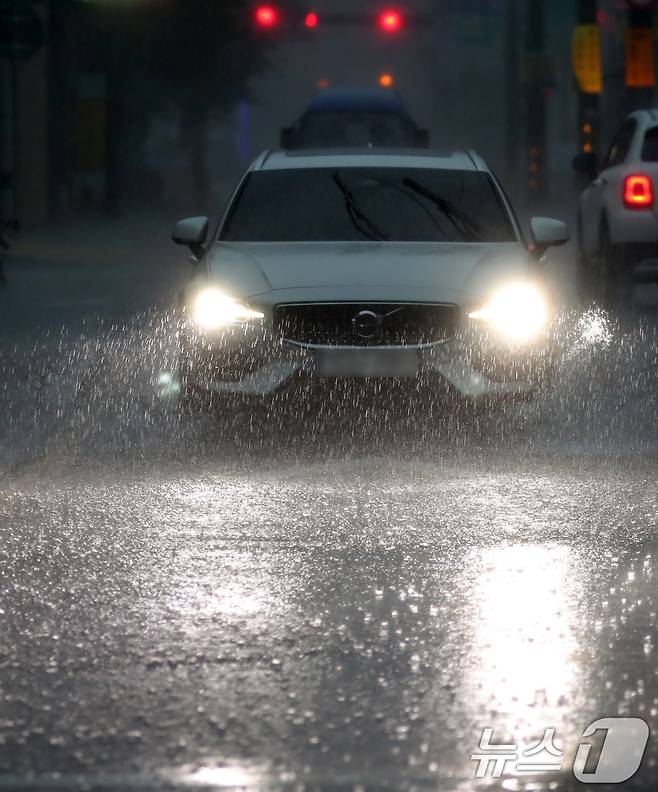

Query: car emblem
[352,310,382,339]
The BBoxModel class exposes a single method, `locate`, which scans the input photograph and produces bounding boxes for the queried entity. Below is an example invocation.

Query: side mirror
[530,217,570,258]
[280,127,295,149]
[415,128,430,148]
[172,216,208,259]
[572,151,598,180]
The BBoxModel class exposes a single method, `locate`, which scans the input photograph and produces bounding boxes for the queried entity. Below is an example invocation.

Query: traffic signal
[254,5,280,29]
[378,9,403,33]
[581,122,594,153]
[252,6,428,35]
[577,103,600,160]
[304,11,319,29]
[379,73,394,88]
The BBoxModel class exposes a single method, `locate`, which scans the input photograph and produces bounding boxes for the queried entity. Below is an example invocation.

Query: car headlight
[468,282,548,342]
[191,288,264,330]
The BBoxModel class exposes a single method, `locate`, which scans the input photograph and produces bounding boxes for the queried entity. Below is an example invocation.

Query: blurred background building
[0,0,656,229]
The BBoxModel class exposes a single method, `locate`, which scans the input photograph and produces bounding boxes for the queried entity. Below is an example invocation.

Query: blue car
[280,87,430,150]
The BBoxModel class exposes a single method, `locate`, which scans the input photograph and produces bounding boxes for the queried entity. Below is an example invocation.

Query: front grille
[274,302,459,347]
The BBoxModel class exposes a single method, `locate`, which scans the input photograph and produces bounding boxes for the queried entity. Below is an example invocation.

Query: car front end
[179,267,554,403]
[174,151,565,406]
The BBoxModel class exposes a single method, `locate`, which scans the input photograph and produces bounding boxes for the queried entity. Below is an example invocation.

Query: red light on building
[255,5,279,28]
[305,11,319,28]
[378,9,403,33]
[624,174,654,208]
[379,73,394,88]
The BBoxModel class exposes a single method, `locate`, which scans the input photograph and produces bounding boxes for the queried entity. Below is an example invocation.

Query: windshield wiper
[332,172,388,242]
[363,177,450,240]
[402,177,482,242]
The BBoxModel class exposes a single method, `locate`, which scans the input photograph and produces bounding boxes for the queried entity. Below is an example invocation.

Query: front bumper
[180,324,550,399]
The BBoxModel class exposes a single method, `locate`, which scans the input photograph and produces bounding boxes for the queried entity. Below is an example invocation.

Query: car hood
[206,241,528,307]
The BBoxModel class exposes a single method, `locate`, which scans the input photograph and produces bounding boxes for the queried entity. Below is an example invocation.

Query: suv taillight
[624,174,654,209]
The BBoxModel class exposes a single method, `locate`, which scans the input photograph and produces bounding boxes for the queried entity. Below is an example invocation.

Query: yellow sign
[572,25,603,95]
[625,28,656,88]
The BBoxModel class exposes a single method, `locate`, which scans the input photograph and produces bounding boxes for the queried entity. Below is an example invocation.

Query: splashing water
[0,305,657,478]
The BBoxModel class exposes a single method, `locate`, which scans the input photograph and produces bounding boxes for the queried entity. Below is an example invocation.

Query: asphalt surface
[1,218,658,791]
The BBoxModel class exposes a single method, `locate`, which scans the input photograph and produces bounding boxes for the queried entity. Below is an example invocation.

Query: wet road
[1,225,658,791]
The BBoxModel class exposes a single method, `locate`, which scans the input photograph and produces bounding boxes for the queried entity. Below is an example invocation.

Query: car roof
[252,149,487,172]
[306,87,406,113]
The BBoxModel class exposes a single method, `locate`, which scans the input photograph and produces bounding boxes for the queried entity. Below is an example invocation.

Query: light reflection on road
[464,544,582,768]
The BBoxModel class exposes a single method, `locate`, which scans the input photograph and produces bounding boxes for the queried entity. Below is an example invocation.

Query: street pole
[1,0,20,224]
[10,0,18,223]
[577,0,600,161]
[526,0,547,205]
[504,0,520,195]
[0,45,11,227]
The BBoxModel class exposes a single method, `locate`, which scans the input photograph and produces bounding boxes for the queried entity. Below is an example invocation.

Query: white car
[172,149,568,407]
[575,109,658,305]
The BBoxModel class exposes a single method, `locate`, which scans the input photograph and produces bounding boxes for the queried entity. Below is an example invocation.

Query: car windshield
[297,111,411,147]
[221,167,515,243]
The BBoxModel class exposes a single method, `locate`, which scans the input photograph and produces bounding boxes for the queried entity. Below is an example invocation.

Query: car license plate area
[315,348,419,378]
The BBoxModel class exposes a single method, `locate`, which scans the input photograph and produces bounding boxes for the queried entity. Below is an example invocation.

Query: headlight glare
[469,283,548,342]
[192,288,264,330]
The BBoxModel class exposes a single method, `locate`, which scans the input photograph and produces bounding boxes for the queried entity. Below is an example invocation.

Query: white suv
[172,149,568,408]
[575,109,658,305]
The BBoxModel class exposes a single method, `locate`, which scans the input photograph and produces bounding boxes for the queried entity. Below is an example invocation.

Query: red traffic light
[305,11,319,29]
[378,8,403,33]
[254,5,279,28]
